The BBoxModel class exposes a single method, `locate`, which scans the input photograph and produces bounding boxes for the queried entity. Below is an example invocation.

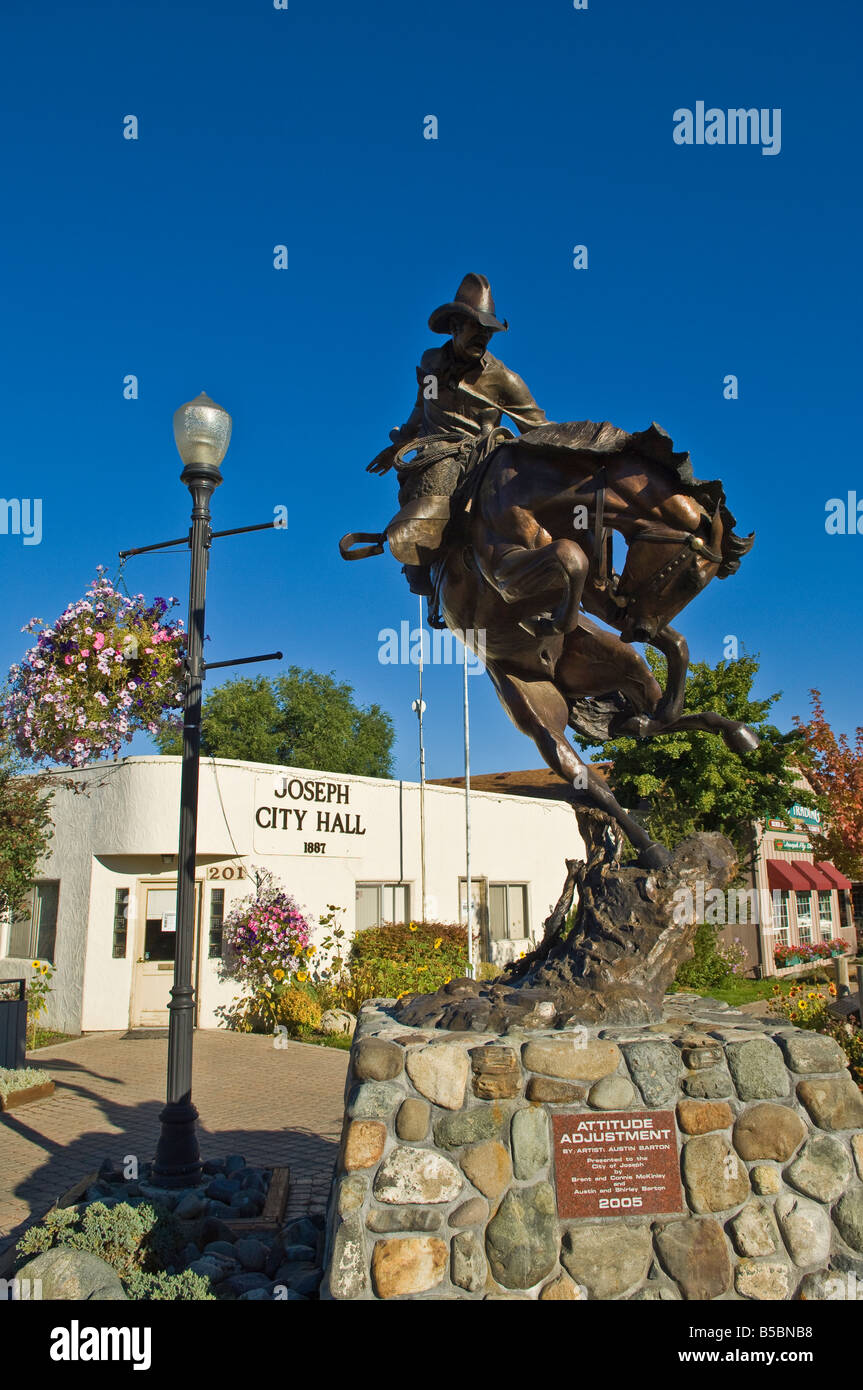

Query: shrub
[277,986,323,1036]
[124,1269,216,1301]
[15,1201,182,1280]
[674,923,749,991]
[348,921,468,1002]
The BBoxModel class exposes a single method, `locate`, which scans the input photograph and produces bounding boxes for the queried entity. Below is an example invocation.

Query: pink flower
[93,633,105,650]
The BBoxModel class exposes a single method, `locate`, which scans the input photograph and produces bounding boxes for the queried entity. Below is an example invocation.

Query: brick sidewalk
[0,1030,348,1256]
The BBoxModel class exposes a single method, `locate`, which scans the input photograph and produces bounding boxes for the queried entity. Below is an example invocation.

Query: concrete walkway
[0,1030,348,1257]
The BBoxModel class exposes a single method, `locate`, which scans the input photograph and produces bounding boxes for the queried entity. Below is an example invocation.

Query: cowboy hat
[428,272,508,335]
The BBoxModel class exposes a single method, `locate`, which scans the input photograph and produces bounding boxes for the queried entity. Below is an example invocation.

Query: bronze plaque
[552,1110,684,1219]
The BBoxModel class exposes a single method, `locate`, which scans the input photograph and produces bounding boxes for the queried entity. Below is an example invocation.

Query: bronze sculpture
[341,272,757,878]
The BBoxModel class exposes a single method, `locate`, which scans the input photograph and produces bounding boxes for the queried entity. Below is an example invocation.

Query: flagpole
[463,649,473,977]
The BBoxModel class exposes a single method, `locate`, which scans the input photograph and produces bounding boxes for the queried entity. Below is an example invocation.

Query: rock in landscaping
[14,1249,127,1301]
[353,1037,404,1082]
[750,1164,782,1196]
[373,1147,463,1205]
[732,1103,806,1161]
[726,1038,790,1100]
[729,1202,778,1257]
[396,1098,430,1141]
[451,1230,487,1292]
[588,1074,636,1109]
[654,1219,732,1300]
[775,1193,831,1265]
[224,1154,246,1176]
[681,1044,723,1071]
[485,1183,558,1290]
[622,1041,681,1105]
[525,1077,586,1104]
[218,1272,275,1298]
[200,1216,235,1246]
[777,1033,846,1074]
[272,1263,320,1297]
[343,1120,387,1171]
[405,1044,470,1109]
[371,1236,448,1298]
[681,1134,749,1213]
[734,1260,792,1301]
[786,1134,852,1203]
[511,1107,550,1179]
[683,1067,733,1099]
[366,1208,442,1233]
[853,1135,863,1179]
[797,1074,863,1131]
[434,1104,504,1149]
[347,1082,404,1120]
[460,1141,512,1199]
[449,1196,489,1228]
[337,1175,367,1216]
[281,1243,317,1262]
[320,1008,356,1037]
[539,1272,585,1300]
[560,1222,652,1300]
[203,1240,237,1260]
[676,1100,734,1135]
[283,1215,323,1247]
[175,1191,208,1221]
[234,1238,269,1272]
[326,1217,368,1299]
[832,1188,863,1253]
[189,1256,232,1282]
[205,1177,241,1204]
[470,1044,522,1100]
[522,1037,620,1083]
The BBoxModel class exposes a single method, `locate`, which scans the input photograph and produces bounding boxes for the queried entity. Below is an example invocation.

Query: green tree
[0,739,54,917]
[154,667,395,778]
[579,651,809,866]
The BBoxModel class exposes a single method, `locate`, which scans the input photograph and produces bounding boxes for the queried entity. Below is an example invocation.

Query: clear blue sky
[1,0,860,783]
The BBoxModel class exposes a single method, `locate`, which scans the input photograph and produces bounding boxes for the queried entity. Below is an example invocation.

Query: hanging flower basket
[2,569,186,769]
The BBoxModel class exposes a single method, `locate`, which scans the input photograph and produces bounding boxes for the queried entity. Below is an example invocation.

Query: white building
[0,756,583,1034]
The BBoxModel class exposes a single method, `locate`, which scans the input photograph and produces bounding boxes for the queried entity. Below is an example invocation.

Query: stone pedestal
[322,994,863,1300]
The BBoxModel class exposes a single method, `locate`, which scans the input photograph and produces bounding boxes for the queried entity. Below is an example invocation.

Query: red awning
[766,859,812,891]
[816,861,853,891]
[794,861,834,891]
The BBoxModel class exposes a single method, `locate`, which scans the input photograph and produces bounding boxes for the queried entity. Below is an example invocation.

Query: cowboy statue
[366,272,549,600]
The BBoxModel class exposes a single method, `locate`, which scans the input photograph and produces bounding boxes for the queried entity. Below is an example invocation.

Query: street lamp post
[119,393,282,1188]
[152,392,230,1188]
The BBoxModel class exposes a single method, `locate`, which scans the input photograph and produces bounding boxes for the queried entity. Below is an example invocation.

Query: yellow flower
[798,1000,808,1011]
[307,946,316,956]
[417,965,427,973]
[444,977,452,985]
[31,960,40,970]
[273,969,285,981]
[296,971,308,983]
[519,952,526,959]
[808,991,817,999]
[409,923,418,933]
[434,938,442,950]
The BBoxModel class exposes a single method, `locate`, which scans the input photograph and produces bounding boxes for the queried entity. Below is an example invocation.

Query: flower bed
[0,1067,54,1110]
[774,939,849,969]
[3,570,185,768]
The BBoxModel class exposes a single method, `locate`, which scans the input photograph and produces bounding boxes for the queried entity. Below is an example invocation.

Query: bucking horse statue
[339,273,756,1025]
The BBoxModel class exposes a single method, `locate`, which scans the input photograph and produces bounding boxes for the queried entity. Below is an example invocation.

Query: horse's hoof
[724,726,759,753]
[637,842,673,870]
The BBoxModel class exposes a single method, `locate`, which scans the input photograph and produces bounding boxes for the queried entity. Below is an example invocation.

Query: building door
[130,883,202,1028]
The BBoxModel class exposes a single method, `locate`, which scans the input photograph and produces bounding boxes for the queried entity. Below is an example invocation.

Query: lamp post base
[151,1099,204,1189]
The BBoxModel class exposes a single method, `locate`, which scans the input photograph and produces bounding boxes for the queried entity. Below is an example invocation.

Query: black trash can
[0,980,27,1069]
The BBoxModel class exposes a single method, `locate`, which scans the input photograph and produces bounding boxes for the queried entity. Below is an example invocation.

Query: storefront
[0,756,582,1034]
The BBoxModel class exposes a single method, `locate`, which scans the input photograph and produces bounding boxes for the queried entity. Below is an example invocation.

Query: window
[795,890,813,945]
[488,883,528,942]
[209,888,225,958]
[143,887,178,962]
[355,883,410,931]
[773,890,790,946]
[818,891,834,940]
[6,882,59,961]
[112,888,129,958]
